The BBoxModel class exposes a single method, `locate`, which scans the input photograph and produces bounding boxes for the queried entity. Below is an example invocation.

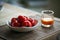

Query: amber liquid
[41,18,54,27]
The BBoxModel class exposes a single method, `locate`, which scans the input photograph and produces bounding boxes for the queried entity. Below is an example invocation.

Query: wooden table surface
[0,3,60,40]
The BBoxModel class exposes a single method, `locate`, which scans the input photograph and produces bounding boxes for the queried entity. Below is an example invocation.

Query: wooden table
[0,3,60,40]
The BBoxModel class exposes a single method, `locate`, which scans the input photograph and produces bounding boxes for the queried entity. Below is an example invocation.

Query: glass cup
[41,10,54,28]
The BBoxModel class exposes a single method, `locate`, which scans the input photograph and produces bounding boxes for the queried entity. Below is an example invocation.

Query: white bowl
[7,20,39,32]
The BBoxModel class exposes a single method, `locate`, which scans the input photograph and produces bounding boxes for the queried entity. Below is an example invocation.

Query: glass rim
[41,10,54,14]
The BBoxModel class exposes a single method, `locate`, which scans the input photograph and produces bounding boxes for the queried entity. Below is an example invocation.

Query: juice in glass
[41,10,54,28]
[41,18,54,27]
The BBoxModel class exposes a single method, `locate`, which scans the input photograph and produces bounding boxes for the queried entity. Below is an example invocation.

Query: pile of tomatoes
[11,15,37,27]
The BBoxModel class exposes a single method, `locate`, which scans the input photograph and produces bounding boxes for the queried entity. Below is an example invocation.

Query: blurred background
[0,0,60,18]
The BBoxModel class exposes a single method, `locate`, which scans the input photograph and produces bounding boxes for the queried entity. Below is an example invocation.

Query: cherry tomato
[11,18,17,23]
[11,22,20,27]
[18,15,27,22]
[22,20,32,27]
[11,18,20,27]
[29,18,37,26]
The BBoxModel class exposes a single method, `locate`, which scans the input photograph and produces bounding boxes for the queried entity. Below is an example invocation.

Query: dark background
[0,0,60,18]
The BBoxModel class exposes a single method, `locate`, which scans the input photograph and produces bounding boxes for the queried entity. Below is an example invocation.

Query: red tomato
[22,20,32,27]
[18,15,27,22]
[11,22,20,27]
[11,18,20,27]
[29,18,37,26]
[34,20,37,26]
[11,18,17,23]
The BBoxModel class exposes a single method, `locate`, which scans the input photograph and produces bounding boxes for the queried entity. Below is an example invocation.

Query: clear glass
[41,10,54,28]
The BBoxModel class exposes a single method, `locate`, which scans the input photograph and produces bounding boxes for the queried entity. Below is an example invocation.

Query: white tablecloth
[0,3,41,26]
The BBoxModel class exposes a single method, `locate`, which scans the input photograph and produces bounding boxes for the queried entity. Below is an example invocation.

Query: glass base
[41,24,53,28]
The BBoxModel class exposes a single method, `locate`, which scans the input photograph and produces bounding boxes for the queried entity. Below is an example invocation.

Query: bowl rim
[7,20,39,28]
